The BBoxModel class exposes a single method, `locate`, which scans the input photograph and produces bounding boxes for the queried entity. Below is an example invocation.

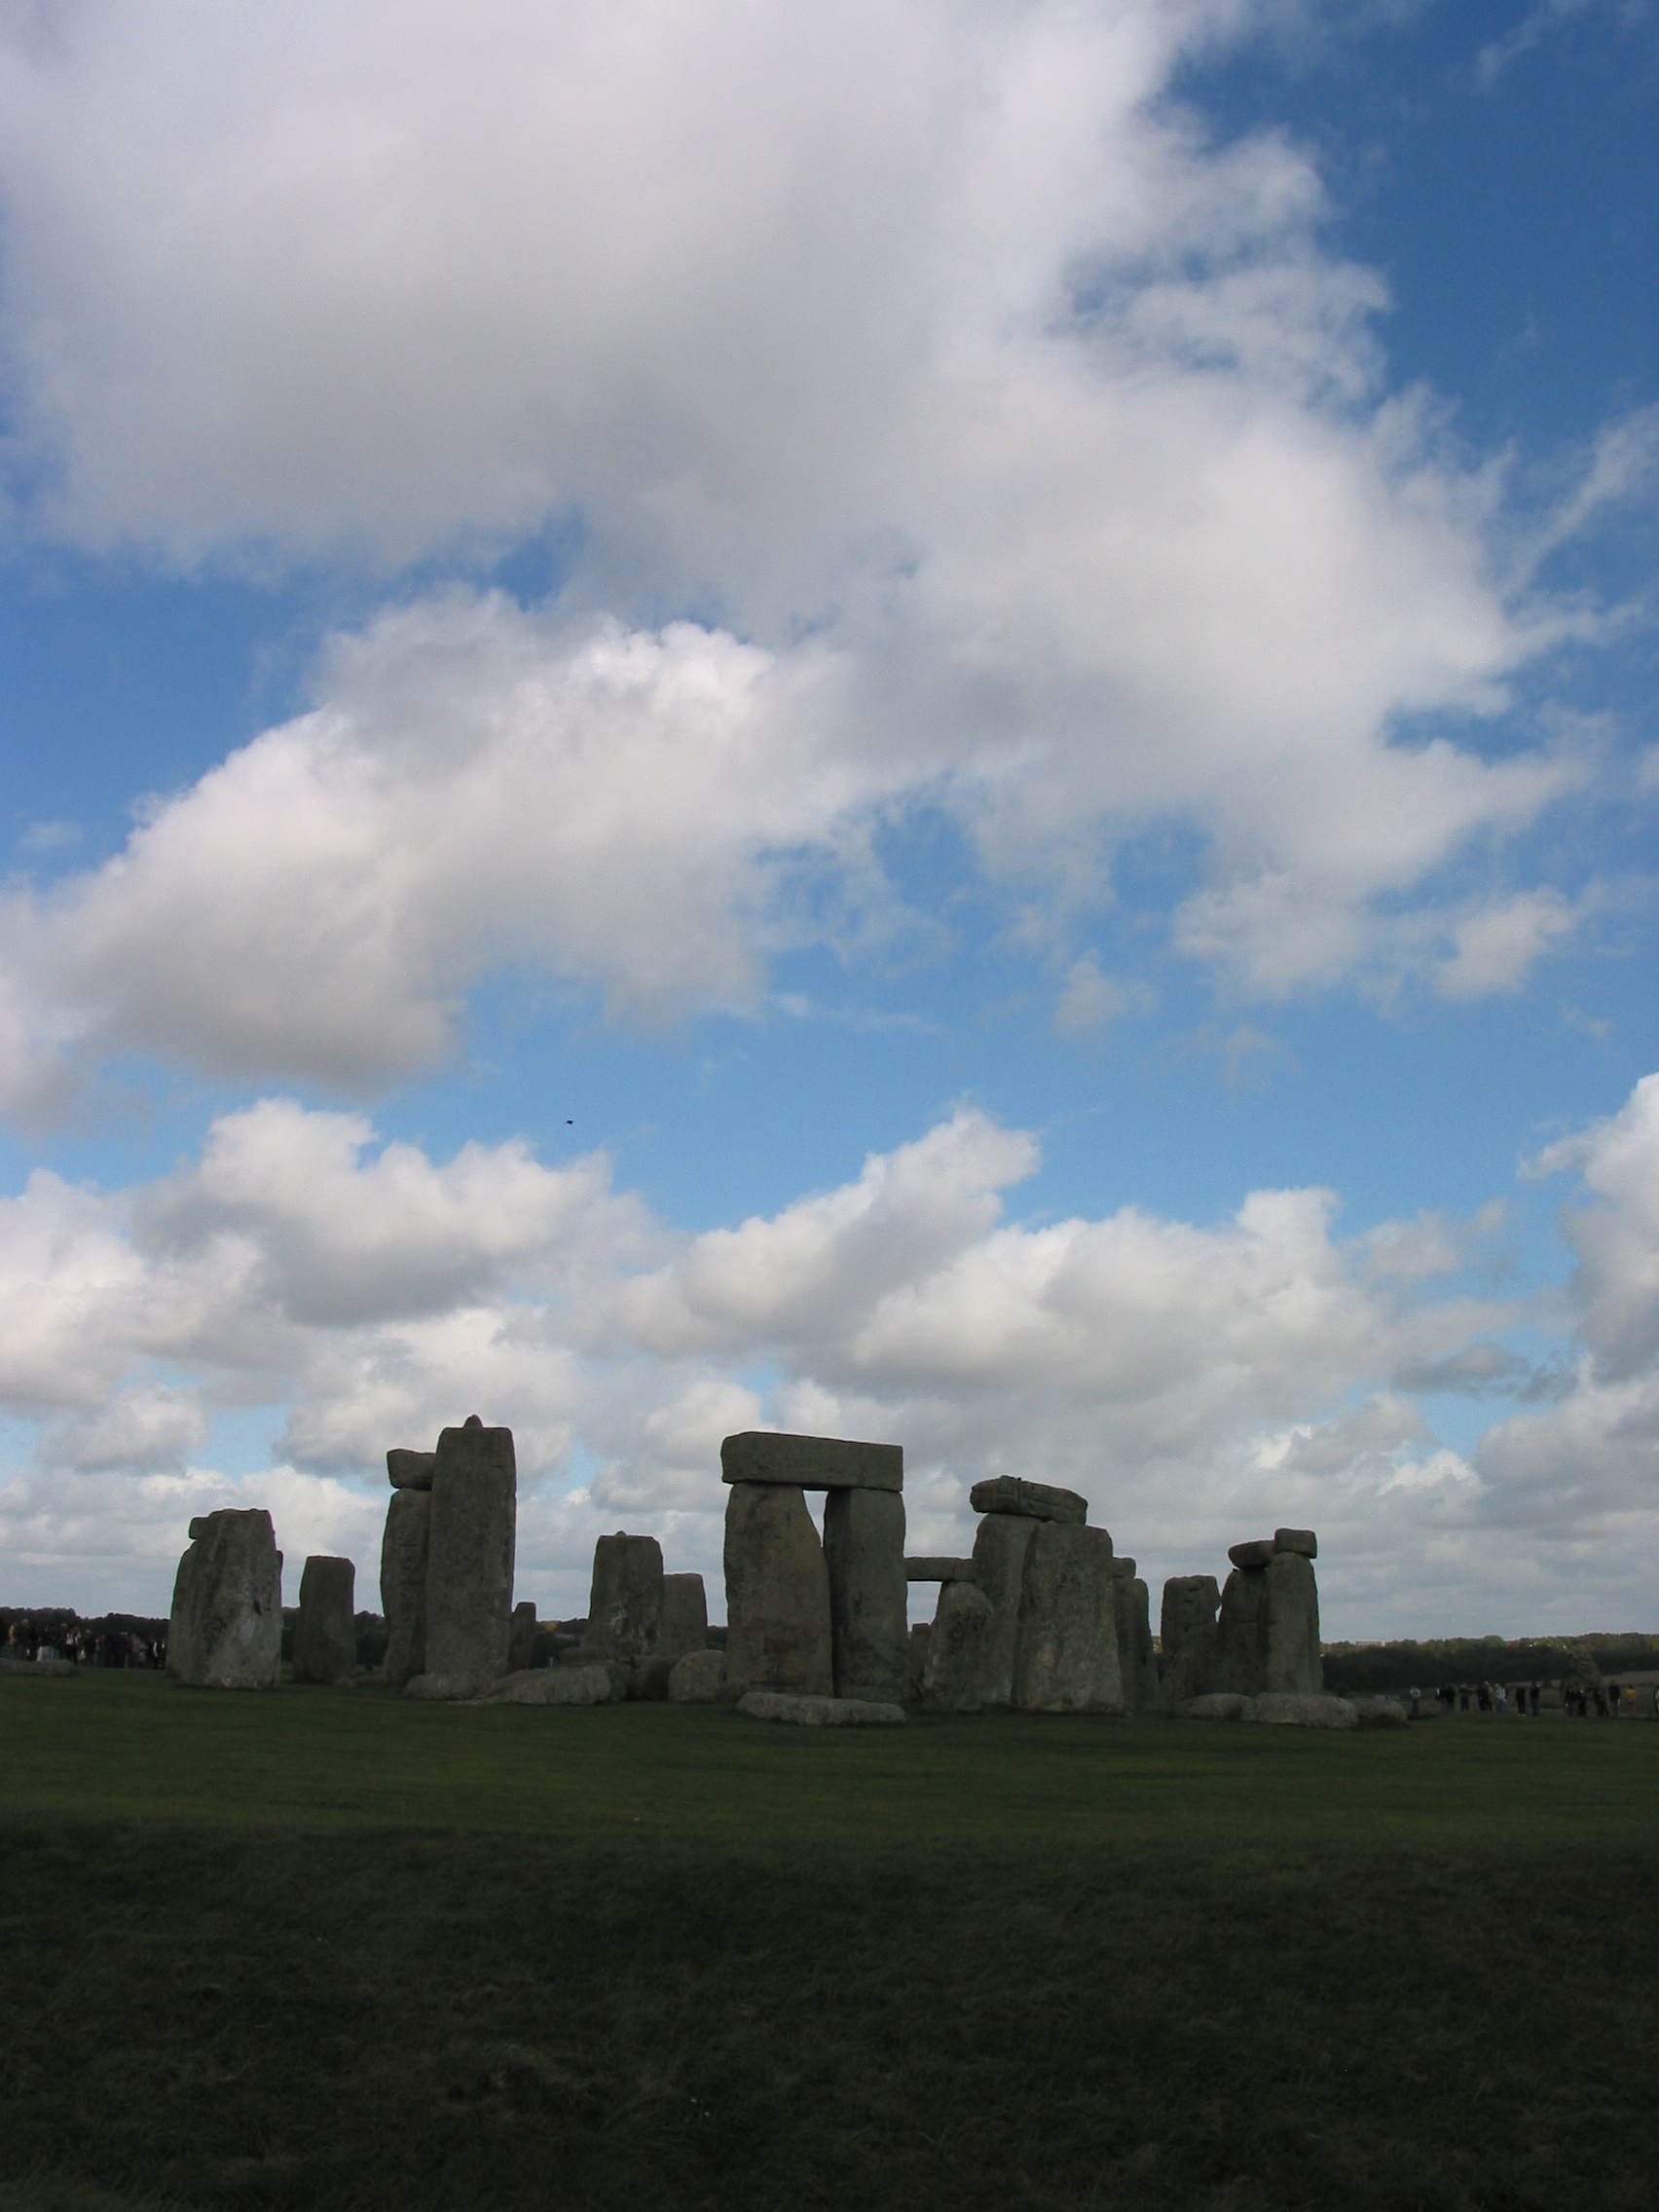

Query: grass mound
[3,1676,1656,2211]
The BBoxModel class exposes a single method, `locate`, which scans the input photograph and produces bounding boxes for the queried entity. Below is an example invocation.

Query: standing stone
[1112,1563,1157,1712]
[1160,1575,1221,1708]
[823,1487,907,1703]
[1265,1549,1322,1694]
[921,1583,995,1711]
[166,1509,282,1691]
[721,1483,832,1699]
[508,1600,538,1673]
[380,1488,430,1688]
[1215,1564,1271,1697]
[423,1416,516,1694]
[1012,1523,1123,1714]
[292,1556,356,1685]
[668,1648,724,1703]
[968,1513,1041,1707]
[587,1534,665,1663]
[660,1573,709,1666]
[905,1622,932,1704]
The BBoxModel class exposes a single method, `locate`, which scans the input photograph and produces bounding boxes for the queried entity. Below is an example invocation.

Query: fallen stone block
[1174,1692,1249,1720]
[292,1556,356,1686]
[1013,1522,1123,1714]
[403,1672,489,1701]
[1243,1692,1357,1730]
[0,1655,75,1677]
[969,1477,1087,1525]
[380,1487,430,1688]
[1353,1697,1410,1728]
[1227,1539,1275,1569]
[824,1486,907,1703]
[721,1481,833,1698]
[424,1416,516,1695]
[720,1431,903,1493]
[489,1666,613,1706]
[668,1648,725,1703]
[167,1509,282,1691]
[904,1557,977,1582]
[387,1449,435,1491]
[1273,1527,1317,1558]
[737,1690,905,1727]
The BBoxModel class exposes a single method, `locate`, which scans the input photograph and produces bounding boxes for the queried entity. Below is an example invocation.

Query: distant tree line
[1320,1635,1659,1695]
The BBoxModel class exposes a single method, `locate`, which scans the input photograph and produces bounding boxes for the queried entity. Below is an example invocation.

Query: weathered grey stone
[387,1449,435,1491]
[166,1509,282,1691]
[1273,1527,1317,1558]
[905,1622,932,1703]
[1174,1692,1248,1720]
[1112,1564,1158,1712]
[823,1486,907,1703]
[1353,1697,1410,1728]
[1265,1548,1322,1695]
[405,1672,498,1702]
[489,1665,612,1706]
[1243,1692,1355,1730]
[921,1582,996,1711]
[720,1431,903,1493]
[968,1512,1041,1706]
[1013,1522,1123,1714]
[1228,1539,1275,1570]
[721,1482,833,1698]
[292,1556,356,1686]
[668,1648,725,1703]
[0,1654,74,1677]
[380,1487,430,1688]
[508,1600,538,1673]
[1215,1565,1271,1696]
[424,1416,516,1695]
[587,1533,664,1663]
[1159,1575,1222,1708]
[904,1557,977,1582]
[737,1690,905,1727]
[660,1573,709,1667]
[969,1477,1087,1525]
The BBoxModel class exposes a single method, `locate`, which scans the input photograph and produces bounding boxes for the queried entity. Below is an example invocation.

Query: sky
[0,0,1654,1639]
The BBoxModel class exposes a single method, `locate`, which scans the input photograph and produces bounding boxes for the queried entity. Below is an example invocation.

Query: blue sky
[0,0,1654,1637]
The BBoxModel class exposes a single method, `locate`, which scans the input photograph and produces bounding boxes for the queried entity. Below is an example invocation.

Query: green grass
[3,1677,1657,2211]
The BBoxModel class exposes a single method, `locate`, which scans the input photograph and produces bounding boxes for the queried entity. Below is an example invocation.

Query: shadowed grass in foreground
[2,1675,1656,2211]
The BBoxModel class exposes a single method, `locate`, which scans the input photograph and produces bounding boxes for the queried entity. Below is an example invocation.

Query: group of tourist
[1430,1677,1644,1717]
[2,1617,165,1669]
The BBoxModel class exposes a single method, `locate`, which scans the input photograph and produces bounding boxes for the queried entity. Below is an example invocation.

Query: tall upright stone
[1160,1574,1221,1707]
[292,1555,356,1685]
[921,1582,997,1711]
[508,1600,538,1673]
[1215,1561,1271,1696]
[660,1572,709,1666]
[1112,1561,1157,1711]
[166,1509,282,1690]
[1265,1545,1322,1694]
[588,1534,665,1663]
[823,1487,907,1703]
[1012,1523,1122,1713]
[380,1488,430,1688]
[967,1513,1040,1708]
[721,1483,832,1699]
[424,1416,516,1693]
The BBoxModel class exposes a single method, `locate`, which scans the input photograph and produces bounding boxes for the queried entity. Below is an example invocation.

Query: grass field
[2,1676,1656,2212]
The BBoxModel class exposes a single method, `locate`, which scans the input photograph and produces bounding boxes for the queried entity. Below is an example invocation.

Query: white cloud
[0,0,1622,1093]
[17,1080,1657,1634]
[1433,887,1588,1000]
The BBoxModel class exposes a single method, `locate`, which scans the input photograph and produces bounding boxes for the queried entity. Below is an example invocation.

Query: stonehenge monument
[292,1555,355,1685]
[166,1509,282,1690]
[415,1416,518,1697]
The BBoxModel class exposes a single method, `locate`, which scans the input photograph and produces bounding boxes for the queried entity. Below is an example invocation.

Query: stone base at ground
[403,1672,492,1701]
[1174,1692,1249,1720]
[1353,1698,1410,1728]
[0,1655,75,1677]
[167,1508,282,1691]
[721,1482,833,1698]
[668,1648,724,1702]
[737,1690,905,1727]
[292,1556,356,1685]
[1243,1692,1355,1729]
[488,1666,613,1706]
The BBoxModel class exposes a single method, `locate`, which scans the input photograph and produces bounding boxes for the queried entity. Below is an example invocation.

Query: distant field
[3,1676,1656,2212]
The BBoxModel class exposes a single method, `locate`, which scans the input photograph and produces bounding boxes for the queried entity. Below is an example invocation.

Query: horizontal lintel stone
[969,1476,1087,1526]
[1274,1527,1317,1558]
[721,1431,903,1493]
[904,1557,978,1583]
[1228,1539,1275,1570]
